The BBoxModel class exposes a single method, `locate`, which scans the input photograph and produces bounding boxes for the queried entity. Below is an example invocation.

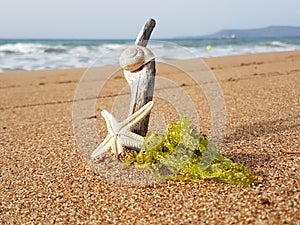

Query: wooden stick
[135,18,156,47]
[122,18,156,136]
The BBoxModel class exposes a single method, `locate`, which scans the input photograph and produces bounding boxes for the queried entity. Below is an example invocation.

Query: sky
[0,0,300,39]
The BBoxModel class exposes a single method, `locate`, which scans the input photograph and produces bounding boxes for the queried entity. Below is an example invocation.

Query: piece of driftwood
[135,18,156,47]
[119,18,156,137]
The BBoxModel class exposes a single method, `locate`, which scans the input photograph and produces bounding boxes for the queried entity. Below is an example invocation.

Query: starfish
[91,101,154,158]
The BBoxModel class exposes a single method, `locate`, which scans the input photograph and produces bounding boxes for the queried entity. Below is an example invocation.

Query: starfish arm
[91,134,113,158]
[120,101,154,130]
[120,138,143,148]
[116,139,124,155]
[111,137,124,155]
[119,129,144,148]
[101,110,120,134]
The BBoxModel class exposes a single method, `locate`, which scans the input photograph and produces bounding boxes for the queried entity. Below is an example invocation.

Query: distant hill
[200,26,300,39]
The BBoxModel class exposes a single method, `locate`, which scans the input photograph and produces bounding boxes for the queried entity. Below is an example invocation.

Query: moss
[124,117,256,187]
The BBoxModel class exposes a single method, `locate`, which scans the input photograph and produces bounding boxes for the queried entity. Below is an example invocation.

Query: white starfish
[91,101,154,158]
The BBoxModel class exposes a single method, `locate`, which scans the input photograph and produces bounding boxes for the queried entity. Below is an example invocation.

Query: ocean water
[0,37,300,72]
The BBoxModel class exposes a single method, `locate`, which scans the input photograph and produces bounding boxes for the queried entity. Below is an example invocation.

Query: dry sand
[0,51,299,224]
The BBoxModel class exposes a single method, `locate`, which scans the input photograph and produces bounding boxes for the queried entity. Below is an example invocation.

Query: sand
[0,51,299,224]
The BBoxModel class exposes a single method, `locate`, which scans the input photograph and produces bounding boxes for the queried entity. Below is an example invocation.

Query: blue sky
[0,0,299,39]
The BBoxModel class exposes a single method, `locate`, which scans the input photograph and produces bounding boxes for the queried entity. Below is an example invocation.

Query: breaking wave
[0,37,300,72]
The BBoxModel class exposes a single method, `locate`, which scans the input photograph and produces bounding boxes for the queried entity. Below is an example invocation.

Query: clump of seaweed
[124,118,256,187]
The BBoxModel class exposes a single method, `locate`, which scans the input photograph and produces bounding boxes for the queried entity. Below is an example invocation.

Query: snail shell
[119,46,155,72]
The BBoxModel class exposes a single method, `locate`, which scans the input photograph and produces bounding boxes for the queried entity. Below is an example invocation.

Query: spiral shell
[119,46,155,72]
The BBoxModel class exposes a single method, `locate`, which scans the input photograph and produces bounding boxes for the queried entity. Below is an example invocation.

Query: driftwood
[120,18,156,136]
[135,18,156,47]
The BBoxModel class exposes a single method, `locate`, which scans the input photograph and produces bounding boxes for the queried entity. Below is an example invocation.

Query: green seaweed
[124,117,256,187]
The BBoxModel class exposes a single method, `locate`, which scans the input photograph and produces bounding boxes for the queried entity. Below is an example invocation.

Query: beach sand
[0,51,299,224]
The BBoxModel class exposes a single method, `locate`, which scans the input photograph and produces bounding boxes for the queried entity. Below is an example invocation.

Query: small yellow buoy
[206,45,212,51]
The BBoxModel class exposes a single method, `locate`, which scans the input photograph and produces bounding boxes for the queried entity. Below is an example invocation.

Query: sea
[1,37,300,72]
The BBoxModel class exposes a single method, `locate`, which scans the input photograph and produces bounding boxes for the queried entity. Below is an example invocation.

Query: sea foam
[0,38,299,72]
